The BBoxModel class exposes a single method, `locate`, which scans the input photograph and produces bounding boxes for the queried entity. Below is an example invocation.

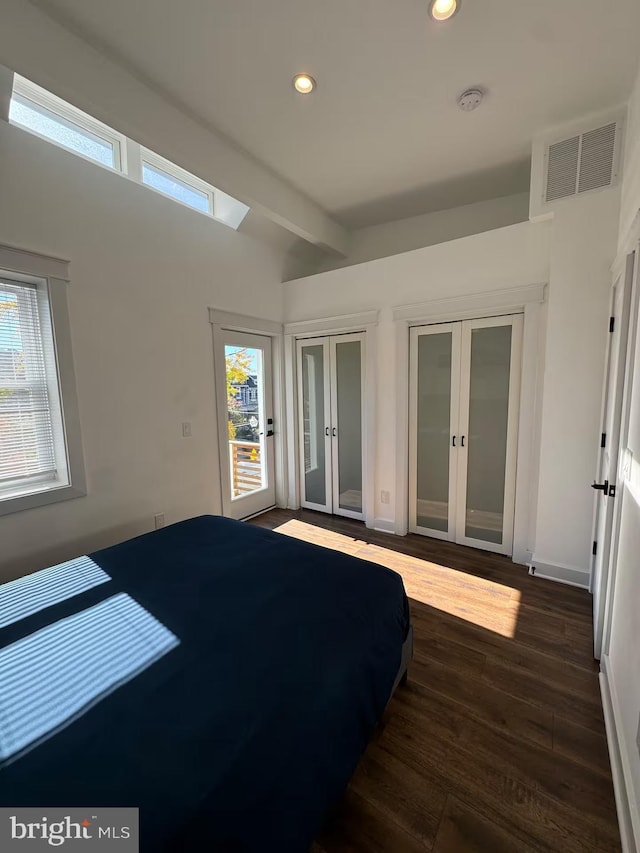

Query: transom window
[8,74,249,230]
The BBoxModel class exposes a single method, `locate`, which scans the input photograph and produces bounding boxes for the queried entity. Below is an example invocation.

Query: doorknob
[591,480,609,493]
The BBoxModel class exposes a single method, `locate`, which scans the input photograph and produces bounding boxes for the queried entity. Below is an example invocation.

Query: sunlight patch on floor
[273,519,521,638]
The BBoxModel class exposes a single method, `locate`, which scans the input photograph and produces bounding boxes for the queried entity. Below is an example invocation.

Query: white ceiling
[33,0,640,228]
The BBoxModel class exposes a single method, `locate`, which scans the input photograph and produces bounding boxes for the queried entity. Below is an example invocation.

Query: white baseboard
[600,655,640,852]
[528,556,590,589]
[372,518,396,534]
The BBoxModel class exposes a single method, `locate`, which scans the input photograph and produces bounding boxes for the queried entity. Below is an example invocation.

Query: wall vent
[530,109,625,220]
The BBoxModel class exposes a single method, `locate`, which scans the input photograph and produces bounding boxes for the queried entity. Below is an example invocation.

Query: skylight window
[10,95,118,170]
[141,153,212,215]
[8,73,250,230]
[9,76,124,171]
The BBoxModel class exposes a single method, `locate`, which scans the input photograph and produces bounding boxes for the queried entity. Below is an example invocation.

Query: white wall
[285,220,551,541]
[285,188,621,579]
[317,192,530,273]
[605,58,640,849]
[532,188,622,584]
[0,119,286,582]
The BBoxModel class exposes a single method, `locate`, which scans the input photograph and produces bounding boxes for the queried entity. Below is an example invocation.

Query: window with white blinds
[0,277,66,499]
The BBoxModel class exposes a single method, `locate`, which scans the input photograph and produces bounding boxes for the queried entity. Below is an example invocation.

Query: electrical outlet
[380,490,390,504]
[154,513,165,530]
[182,421,192,438]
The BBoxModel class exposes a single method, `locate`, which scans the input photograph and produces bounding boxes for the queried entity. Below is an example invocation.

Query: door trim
[210,310,285,515]
[395,283,546,565]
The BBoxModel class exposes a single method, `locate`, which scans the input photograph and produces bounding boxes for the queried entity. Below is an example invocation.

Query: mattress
[0,515,410,851]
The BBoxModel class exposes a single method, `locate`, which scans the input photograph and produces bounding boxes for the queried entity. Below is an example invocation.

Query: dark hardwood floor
[249,509,620,853]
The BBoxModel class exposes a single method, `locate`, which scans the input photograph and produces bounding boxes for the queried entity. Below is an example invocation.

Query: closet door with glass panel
[409,315,522,555]
[297,333,364,519]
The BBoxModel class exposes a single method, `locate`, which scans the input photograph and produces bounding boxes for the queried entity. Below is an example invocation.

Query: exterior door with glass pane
[215,330,275,520]
[410,315,522,555]
[297,333,364,520]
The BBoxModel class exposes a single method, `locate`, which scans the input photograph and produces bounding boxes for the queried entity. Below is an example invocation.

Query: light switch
[182,422,192,438]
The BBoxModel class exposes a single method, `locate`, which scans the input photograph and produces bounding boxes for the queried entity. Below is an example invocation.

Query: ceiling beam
[0,0,350,256]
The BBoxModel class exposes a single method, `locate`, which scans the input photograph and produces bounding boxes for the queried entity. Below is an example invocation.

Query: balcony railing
[229,440,262,497]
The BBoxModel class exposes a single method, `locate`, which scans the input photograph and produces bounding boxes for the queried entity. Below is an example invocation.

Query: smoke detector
[458,89,484,112]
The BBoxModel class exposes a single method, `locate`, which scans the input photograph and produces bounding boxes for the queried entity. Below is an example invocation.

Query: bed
[0,514,412,851]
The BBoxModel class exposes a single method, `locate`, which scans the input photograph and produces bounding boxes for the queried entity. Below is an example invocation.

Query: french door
[214,330,276,520]
[297,333,364,520]
[409,315,523,555]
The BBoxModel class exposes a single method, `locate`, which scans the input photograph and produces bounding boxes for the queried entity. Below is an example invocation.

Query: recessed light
[429,0,460,21]
[293,74,316,94]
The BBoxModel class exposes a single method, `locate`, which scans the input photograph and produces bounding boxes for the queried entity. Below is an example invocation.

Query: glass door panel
[464,324,512,544]
[225,344,266,498]
[416,332,453,532]
[300,343,329,508]
[215,330,275,520]
[334,339,363,514]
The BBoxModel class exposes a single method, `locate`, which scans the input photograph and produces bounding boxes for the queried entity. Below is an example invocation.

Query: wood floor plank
[349,743,447,847]
[552,714,613,776]
[409,654,554,749]
[482,657,605,734]
[248,509,620,853]
[432,796,545,853]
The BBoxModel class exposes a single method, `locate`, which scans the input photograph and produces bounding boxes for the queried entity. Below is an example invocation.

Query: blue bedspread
[0,515,409,851]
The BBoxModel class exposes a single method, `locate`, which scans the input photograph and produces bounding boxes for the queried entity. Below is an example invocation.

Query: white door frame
[210,309,285,516]
[284,311,379,529]
[590,251,635,658]
[393,283,546,565]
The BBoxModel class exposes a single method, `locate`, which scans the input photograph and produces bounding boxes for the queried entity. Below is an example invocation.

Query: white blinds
[0,279,57,493]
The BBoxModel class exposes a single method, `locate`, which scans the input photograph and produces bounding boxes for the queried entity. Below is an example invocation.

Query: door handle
[325,427,329,436]
[452,436,456,447]
[266,430,274,437]
[332,427,337,437]
[591,480,609,493]
[461,436,465,447]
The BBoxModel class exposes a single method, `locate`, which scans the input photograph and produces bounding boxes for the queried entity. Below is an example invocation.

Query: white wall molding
[392,283,546,325]
[284,310,379,337]
[600,655,640,853]
[528,557,590,588]
[209,308,282,335]
[0,242,70,281]
[373,518,396,534]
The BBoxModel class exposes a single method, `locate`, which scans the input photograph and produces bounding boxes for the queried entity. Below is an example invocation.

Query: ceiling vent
[530,109,625,220]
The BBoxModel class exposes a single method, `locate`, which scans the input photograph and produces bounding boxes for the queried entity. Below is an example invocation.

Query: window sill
[0,483,86,517]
